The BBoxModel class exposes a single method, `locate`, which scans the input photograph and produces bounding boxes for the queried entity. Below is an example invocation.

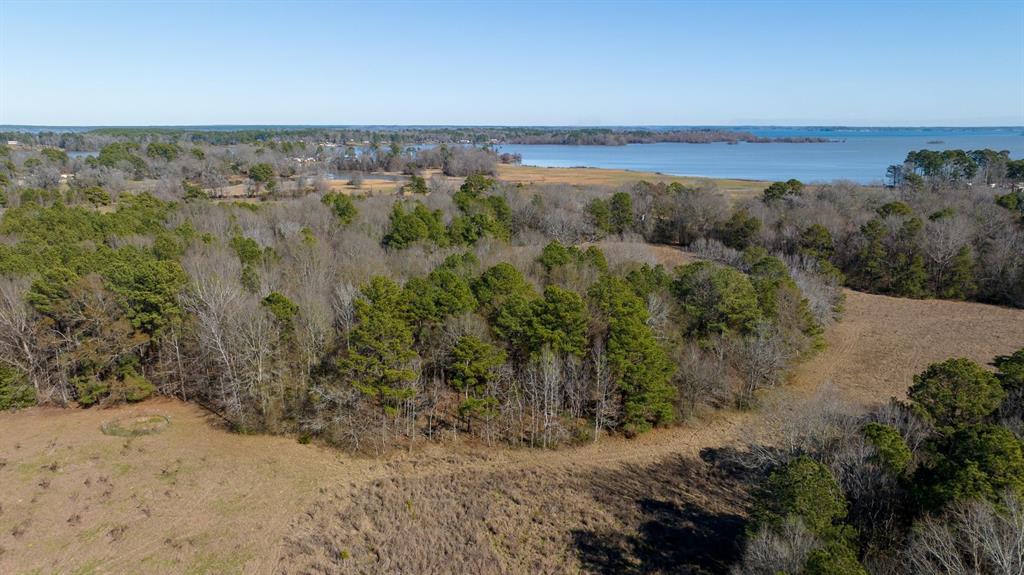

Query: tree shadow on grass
[573,448,762,574]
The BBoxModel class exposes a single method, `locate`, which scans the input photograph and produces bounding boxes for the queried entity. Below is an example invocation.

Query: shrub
[82,186,111,206]
[76,371,155,406]
[537,240,573,271]
[877,201,912,218]
[108,371,157,403]
[248,162,276,192]
[402,174,429,195]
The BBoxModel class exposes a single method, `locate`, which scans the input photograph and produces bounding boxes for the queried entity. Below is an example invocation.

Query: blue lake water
[497,127,1024,184]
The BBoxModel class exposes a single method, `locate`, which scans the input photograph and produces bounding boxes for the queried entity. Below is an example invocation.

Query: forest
[1,133,1023,573]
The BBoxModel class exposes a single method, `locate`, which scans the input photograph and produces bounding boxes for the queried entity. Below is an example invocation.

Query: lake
[496,127,1024,184]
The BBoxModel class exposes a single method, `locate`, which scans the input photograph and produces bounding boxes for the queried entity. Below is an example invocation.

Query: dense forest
[0,170,839,450]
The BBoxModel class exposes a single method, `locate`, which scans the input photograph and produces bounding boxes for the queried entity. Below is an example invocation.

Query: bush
[81,186,111,206]
[108,371,157,403]
[248,162,276,192]
[402,174,429,195]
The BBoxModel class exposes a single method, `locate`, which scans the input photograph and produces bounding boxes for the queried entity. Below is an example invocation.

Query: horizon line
[3,124,1023,131]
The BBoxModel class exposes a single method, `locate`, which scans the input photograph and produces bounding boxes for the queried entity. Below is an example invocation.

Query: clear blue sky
[1,0,1022,126]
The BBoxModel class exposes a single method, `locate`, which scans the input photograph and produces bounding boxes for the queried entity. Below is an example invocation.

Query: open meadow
[496,164,770,200]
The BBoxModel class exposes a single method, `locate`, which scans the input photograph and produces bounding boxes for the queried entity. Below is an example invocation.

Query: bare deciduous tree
[904,492,1024,575]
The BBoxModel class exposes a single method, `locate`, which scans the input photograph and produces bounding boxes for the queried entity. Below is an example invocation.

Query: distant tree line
[0,126,829,150]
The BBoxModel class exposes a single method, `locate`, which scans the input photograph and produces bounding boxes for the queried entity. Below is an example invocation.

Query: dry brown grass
[788,289,1024,406]
[211,177,402,200]
[1,250,1022,573]
[496,164,769,200]
[279,453,751,574]
[0,399,354,574]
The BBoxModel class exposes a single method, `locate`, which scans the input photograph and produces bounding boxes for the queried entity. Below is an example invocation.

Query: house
[5,140,17,146]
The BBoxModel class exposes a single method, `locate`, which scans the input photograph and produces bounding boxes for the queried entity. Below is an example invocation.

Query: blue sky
[1,1,1022,126]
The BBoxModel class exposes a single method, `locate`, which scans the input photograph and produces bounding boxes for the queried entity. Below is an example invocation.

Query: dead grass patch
[496,164,769,200]
[279,451,752,574]
[101,414,170,437]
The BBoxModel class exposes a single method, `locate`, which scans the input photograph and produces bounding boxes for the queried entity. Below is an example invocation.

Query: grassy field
[2,240,1023,574]
[209,176,402,200]
[496,164,770,199]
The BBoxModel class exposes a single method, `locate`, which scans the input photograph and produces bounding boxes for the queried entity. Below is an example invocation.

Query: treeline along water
[497,127,1024,183]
